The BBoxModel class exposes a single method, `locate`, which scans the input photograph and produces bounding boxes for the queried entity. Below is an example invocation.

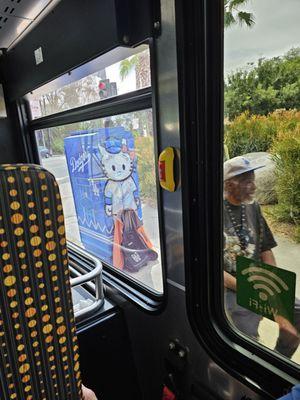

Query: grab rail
[68,242,104,320]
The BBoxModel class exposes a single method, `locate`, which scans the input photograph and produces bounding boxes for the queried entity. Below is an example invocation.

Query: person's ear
[224,180,234,192]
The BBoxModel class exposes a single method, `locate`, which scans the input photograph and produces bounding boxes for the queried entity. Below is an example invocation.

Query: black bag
[121,209,158,272]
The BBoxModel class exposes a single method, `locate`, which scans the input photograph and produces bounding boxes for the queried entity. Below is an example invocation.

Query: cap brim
[250,165,265,172]
[224,164,265,181]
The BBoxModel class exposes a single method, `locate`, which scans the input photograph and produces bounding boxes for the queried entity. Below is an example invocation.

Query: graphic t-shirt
[224,200,277,276]
[105,177,137,215]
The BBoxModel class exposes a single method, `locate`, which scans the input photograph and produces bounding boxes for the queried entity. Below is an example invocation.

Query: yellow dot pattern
[0,164,82,399]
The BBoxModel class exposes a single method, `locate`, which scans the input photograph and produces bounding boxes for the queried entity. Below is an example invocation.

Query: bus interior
[0,0,299,399]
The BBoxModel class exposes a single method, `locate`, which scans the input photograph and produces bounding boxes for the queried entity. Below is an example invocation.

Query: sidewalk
[273,236,300,298]
[258,234,300,364]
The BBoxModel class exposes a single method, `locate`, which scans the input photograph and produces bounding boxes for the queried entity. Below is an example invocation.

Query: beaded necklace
[224,199,264,256]
[224,200,250,250]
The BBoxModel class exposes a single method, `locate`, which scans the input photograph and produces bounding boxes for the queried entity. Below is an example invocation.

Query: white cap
[224,156,264,181]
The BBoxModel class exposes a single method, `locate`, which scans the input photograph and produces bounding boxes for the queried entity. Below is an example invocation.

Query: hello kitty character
[99,140,139,216]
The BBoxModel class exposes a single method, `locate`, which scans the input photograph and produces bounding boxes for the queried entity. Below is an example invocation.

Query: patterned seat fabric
[0,164,82,400]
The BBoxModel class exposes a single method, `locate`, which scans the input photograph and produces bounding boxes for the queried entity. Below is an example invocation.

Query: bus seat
[0,164,82,399]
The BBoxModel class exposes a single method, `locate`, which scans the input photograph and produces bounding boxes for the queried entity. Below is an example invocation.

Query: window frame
[175,0,300,398]
[19,40,167,311]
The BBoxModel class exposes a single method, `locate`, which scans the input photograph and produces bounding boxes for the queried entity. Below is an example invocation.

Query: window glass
[27,45,150,119]
[35,109,163,293]
[224,0,300,364]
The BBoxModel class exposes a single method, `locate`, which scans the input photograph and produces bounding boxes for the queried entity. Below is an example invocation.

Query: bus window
[223,0,300,364]
[29,46,163,294]
[27,45,150,119]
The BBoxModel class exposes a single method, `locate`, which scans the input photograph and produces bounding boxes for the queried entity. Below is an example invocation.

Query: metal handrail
[68,242,104,320]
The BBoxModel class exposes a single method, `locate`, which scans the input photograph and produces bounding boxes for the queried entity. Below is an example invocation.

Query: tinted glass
[224,0,300,364]
[28,45,150,119]
[35,109,163,293]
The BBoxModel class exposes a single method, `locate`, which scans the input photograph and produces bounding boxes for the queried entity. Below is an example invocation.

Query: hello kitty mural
[64,126,154,269]
[98,140,140,217]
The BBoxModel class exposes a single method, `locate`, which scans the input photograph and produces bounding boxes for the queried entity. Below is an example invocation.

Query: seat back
[0,164,82,399]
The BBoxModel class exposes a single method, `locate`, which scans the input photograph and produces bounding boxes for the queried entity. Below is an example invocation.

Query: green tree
[271,124,300,241]
[224,0,254,28]
[119,49,151,89]
[225,48,300,119]
[119,55,138,81]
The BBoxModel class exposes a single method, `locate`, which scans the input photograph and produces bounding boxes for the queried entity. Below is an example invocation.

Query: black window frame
[18,39,167,313]
[176,0,300,398]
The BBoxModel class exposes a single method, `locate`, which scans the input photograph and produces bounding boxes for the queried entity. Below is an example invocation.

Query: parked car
[38,146,51,158]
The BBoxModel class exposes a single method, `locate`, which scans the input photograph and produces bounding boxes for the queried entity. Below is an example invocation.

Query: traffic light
[98,80,108,99]
[98,79,117,99]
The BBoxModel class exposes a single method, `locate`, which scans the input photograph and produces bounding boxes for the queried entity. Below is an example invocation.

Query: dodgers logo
[70,150,91,173]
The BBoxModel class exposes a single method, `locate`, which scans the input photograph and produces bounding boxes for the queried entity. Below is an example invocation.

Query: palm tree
[119,50,151,90]
[224,0,255,28]
[119,55,138,83]
[119,50,152,136]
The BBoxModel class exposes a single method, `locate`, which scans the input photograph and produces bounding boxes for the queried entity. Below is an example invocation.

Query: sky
[109,1,300,87]
[106,63,136,96]
[224,0,300,76]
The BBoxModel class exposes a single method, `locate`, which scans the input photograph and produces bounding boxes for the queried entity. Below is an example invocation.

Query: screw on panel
[178,350,186,358]
[123,35,130,45]
[169,342,176,350]
[154,21,160,30]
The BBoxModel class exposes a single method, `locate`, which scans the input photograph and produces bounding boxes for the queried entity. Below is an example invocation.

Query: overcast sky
[224,0,300,76]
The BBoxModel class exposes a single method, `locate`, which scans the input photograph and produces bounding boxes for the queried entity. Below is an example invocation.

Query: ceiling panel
[0,14,31,48]
[0,0,51,19]
[0,0,58,49]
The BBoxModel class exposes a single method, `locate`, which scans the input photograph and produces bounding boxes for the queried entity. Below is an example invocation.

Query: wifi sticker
[236,256,296,323]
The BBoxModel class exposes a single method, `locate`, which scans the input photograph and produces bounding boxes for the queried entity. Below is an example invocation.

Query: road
[42,155,69,180]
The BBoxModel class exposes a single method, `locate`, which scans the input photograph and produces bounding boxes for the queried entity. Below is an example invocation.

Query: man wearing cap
[224,156,300,358]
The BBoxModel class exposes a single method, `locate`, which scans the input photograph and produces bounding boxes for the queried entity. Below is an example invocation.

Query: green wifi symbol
[242,265,289,301]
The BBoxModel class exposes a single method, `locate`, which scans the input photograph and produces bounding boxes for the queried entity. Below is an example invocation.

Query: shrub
[225,109,300,158]
[225,111,277,157]
[52,138,65,155]
[135,137,157,204]
[271,125,300,231]
[294,226,300,243]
